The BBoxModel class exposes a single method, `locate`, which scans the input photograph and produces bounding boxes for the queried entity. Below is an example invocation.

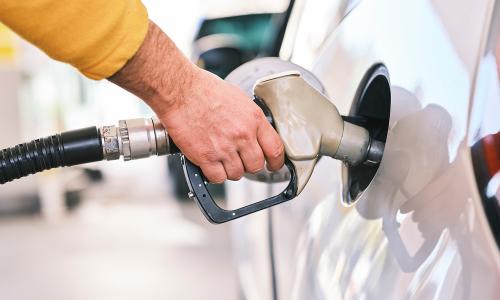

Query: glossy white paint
[228,0,499,299]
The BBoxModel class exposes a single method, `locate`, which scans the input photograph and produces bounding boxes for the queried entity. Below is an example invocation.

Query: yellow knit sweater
[0,0,148,79]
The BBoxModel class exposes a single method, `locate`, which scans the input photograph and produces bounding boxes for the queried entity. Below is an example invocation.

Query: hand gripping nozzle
[177,62,384,224]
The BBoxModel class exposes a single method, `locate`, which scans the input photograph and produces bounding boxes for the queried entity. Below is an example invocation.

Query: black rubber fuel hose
[0,127,103,184]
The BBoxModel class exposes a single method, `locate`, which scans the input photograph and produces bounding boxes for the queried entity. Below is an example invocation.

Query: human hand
[160,67,284,183]
[109,21,284,183]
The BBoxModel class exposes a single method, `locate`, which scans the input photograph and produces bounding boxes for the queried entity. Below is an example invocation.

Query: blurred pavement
[0,159,238,300]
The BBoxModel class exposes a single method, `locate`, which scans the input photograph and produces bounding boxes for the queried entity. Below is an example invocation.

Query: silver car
[226,0,500,299]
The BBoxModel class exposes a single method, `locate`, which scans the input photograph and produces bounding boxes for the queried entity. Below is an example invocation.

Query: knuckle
[200,150,219,163]
[251,108,265,122]
[232,126,251,142]
[270,143,285,159]
[244,156,264,173]
[219,144,232,156]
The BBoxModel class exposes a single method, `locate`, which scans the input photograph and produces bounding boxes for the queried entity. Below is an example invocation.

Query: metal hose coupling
[0,117,173,184]
[100,117,172,161]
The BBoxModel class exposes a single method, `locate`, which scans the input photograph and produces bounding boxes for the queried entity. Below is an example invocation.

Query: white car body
[227,0,500,299]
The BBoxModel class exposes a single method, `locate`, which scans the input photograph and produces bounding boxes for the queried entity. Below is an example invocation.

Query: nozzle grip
[181,155,297,224]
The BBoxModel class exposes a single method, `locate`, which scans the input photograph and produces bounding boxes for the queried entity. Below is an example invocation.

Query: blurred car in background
[218,0,499,299]
[190,10,290,77]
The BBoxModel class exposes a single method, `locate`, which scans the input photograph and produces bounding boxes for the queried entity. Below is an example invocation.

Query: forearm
[108,20,194,116]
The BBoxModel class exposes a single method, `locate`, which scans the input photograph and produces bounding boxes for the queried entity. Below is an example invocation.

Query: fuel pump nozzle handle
[99,110,301,224]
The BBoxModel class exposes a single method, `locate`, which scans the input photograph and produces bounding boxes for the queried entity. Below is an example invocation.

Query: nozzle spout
[365,139,385,166]
[331,121,385,166]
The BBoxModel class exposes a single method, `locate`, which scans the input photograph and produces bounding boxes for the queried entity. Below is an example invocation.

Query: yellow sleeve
[0,0,148,80]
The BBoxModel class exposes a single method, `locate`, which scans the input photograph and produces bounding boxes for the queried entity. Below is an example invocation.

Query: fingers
[239,143,265,174]
[199,146,265,182]
[169,83,285,183]
[190,122,283,183]
[257,122,285,171]
[199,162,226,184]
[222,151,245,181]
[199,151,245,182]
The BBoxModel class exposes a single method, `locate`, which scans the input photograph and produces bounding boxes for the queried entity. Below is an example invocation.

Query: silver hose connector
[99,117,170,161]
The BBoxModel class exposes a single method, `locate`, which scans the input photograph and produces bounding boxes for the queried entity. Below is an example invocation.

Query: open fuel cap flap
[342,64,391,205]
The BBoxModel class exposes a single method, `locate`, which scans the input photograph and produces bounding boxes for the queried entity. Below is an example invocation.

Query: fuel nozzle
[334,121,385,166]
[253,71,385,194]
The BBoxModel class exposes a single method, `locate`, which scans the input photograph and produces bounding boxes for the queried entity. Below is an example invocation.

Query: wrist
[108,20,197,117]
[151,59,197,117]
